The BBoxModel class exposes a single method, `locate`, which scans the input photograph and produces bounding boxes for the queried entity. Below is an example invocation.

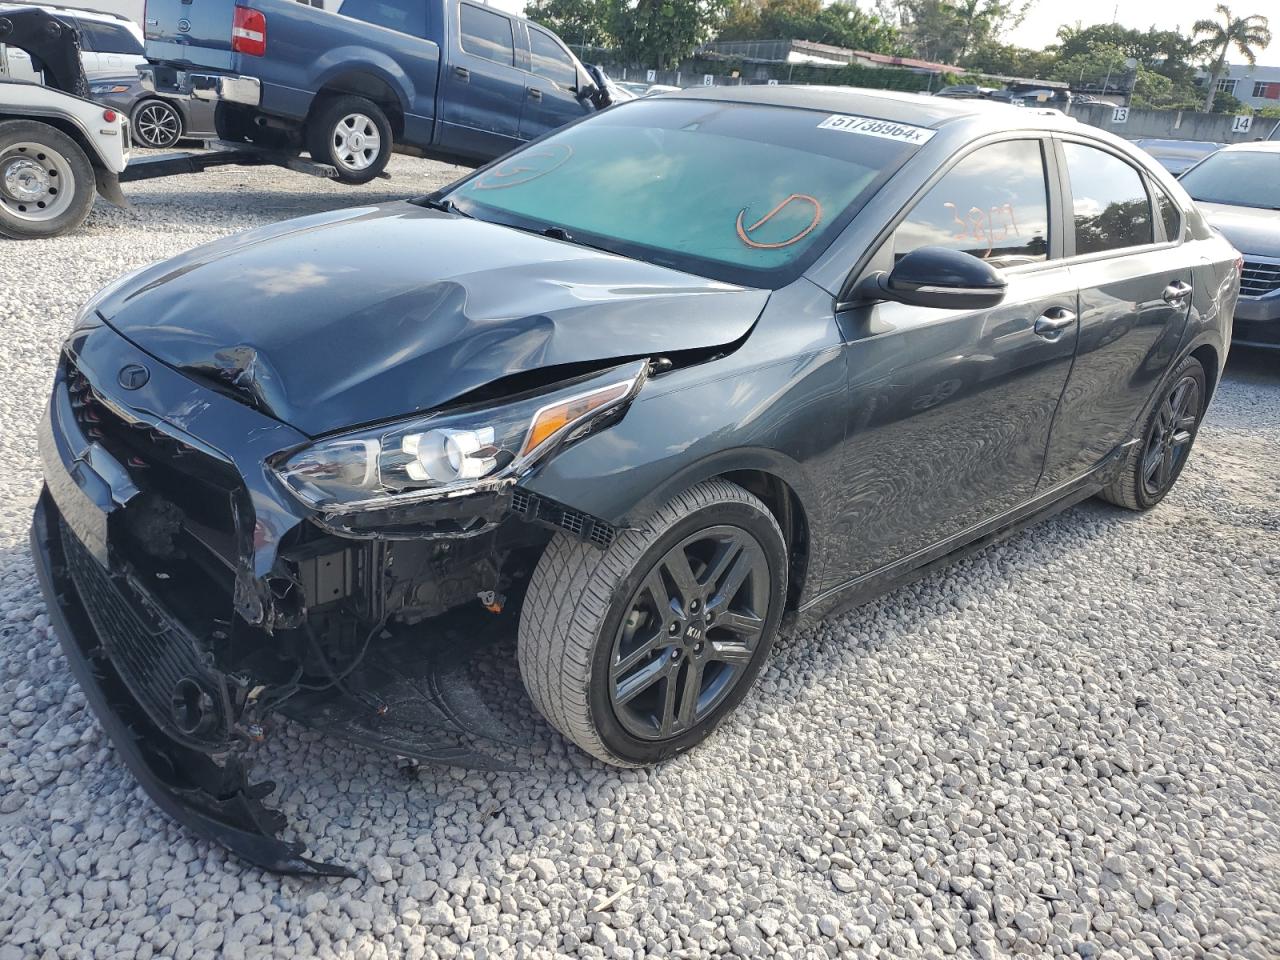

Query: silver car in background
[1180,141,1280,350]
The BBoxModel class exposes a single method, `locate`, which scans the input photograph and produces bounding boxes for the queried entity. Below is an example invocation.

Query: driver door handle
[1163,280,1192,304]
[528,87,542,101]
[1033,307,1077,341]
[454,65,470,81]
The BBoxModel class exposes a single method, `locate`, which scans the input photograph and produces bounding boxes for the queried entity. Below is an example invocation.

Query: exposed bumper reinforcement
[31,493,353,878]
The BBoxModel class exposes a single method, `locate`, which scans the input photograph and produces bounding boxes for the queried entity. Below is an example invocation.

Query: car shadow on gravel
[1222,346,1279,385]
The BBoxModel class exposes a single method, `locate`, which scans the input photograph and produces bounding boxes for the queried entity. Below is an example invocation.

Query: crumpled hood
[98,202,768,436]
[1198,201,1280,259]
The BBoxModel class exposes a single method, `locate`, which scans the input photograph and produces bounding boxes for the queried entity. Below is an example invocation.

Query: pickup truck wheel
[518,480,788,767]
[306,95,392,185]
[131,99,183,149]
[0,120,95,240]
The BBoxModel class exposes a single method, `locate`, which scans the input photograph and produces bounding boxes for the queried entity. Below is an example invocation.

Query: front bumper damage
[32,324,619,875]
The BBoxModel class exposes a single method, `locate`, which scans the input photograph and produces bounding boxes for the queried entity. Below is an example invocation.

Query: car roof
[0,2,133,23]
[1218,140,1280,153]
[663,85,1077,130]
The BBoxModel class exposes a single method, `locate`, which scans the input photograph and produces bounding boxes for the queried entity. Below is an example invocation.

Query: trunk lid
[143,0,237,70]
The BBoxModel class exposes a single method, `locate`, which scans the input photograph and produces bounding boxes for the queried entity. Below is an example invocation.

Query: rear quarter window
[338,0,426,36]
[76,20,143,55]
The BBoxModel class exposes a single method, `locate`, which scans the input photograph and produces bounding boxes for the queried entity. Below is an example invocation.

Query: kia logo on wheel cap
[117,363,150,390]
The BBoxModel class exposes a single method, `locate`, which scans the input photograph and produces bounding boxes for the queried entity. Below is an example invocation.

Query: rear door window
[893,138,1051,268]
[75,19,143,55]
[1062,142,1154,255]
[528,27,576,89]
[459,3,515,66]
[339,0,426,37]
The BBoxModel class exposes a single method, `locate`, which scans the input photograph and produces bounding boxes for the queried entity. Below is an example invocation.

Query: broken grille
[59,518,233,751]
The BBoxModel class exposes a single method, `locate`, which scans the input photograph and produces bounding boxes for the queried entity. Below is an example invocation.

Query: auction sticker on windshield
[817,114,936,145]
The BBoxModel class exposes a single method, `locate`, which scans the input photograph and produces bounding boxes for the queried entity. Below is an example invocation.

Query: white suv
[0,4,144,80]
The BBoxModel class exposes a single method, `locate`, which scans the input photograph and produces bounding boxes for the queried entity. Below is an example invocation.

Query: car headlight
[90,83,131,95]
[274,360,648,511]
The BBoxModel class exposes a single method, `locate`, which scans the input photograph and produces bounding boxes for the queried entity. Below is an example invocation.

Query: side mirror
[858,246,1007,310]
[582,64,611,108]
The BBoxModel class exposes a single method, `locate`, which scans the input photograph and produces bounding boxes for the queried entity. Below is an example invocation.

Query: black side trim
[31,492,353,878]
[510,489,617,549]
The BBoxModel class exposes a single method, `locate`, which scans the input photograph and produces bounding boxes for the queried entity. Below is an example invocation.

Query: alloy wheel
[609,525,770,741]
[0,142,75,223]
[331,113,381,172]
[1141,374,1201,498]
[134,102,182,148]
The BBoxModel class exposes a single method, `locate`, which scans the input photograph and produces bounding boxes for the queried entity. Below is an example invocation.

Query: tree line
[524,0,1274,115]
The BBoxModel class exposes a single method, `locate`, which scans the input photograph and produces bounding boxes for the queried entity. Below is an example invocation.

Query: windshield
[442,99,925,287]
[1180,150,1280,209]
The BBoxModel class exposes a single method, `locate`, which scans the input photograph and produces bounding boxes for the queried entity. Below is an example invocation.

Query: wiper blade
[419,195,473,218]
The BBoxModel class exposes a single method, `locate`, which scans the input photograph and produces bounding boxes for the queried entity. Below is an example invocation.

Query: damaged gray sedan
[32,87,1237,874]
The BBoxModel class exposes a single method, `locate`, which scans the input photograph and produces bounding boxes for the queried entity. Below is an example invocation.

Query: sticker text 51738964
[817,114,936,145]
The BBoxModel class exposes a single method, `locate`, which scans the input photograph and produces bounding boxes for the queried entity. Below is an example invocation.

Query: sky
[496,0,1279,64]
[1008,0,1280,63]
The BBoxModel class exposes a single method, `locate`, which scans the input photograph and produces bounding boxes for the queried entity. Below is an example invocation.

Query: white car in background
[0,3,144,80]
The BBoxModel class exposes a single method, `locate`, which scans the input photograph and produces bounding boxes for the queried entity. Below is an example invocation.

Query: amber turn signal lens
[521,381,634,458]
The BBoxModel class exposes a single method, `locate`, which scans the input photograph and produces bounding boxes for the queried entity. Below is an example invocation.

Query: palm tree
[1193,4,1272,112]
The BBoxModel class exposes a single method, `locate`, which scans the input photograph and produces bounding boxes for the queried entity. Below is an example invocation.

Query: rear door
[1038,138,1196,487]
[438,1,525,159]
[518,23,591,140]
[143,0,236,70]
[830,137,1079,581]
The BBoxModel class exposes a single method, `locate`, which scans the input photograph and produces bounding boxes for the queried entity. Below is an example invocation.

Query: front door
[830,137,1078,583]
[438,2,526,160]
[518,24,591,140]
[1039,139,1195,487]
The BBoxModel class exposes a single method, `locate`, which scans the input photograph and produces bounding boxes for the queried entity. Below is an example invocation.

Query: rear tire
[305,95,392,185]
[518,480,787,767]
[0,120,95,240]
[1098,355,1206,511]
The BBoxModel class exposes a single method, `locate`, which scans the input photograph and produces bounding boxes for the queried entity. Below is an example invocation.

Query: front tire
[0,120,95,240]
[305,95,392,185]
[1099,355,1207,511]
[518,480,787,766]
[131,99,183,148]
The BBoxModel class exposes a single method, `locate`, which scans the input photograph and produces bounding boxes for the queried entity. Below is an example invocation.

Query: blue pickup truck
[138,0,611,182]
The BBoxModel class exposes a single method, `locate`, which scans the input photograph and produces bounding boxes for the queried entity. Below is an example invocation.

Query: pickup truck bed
[140,0,607,182]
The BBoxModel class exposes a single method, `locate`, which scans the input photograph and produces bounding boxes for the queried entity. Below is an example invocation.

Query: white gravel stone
[1,153,1278,959]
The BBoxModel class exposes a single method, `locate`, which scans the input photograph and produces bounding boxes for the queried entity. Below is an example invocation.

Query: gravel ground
[2,154,1279,960]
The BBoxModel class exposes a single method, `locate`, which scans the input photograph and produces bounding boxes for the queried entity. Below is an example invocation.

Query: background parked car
[614,80,682,97]
[140,0,613,183]
[88,74,216,148]
[1179,141,1280,349]
[0,3,143,80]
[1133,137,1224,175]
